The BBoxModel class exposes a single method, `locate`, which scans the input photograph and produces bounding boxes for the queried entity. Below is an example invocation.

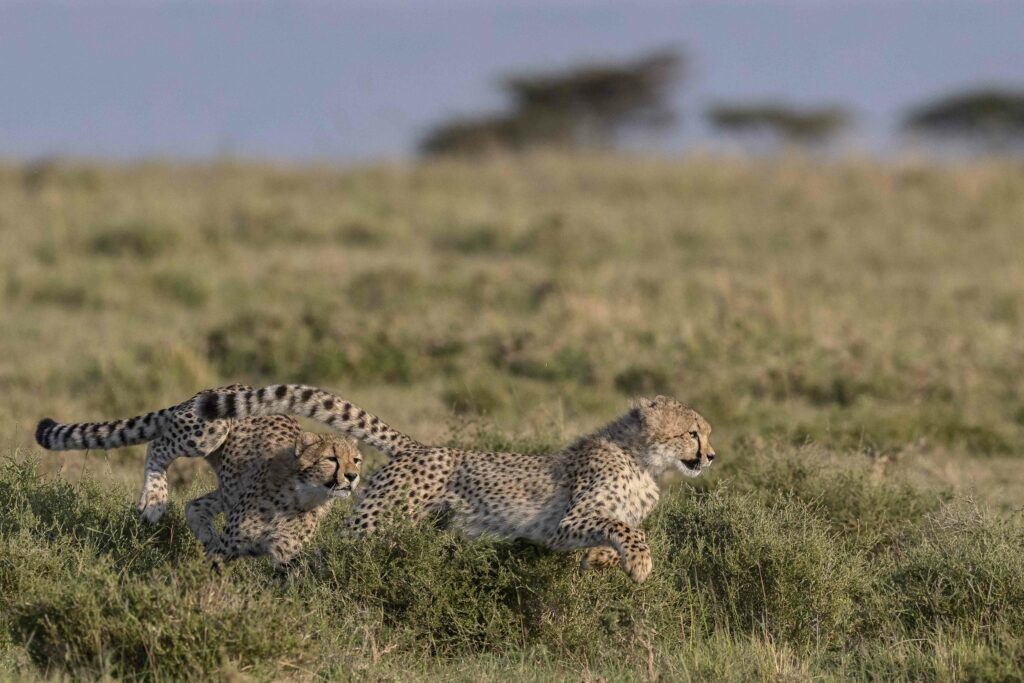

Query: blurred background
[3,2,1024,680]
[2,0,1024,161]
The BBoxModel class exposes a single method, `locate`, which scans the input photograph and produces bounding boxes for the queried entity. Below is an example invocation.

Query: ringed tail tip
[36,418,56,447]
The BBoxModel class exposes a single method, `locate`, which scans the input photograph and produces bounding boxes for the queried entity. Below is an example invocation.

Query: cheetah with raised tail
[36,386,362,568]
[198,384,716,583]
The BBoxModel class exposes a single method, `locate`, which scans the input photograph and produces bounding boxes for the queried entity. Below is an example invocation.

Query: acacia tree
[904,89,1024,152]
[419,50,684,156]
[707,103,850,148]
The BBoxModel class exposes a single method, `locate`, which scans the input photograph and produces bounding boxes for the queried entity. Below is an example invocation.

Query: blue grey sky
[1,1,1022,161]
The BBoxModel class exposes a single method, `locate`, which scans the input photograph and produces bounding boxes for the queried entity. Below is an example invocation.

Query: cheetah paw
[620,542,653,584]
[580,546,620,572]
[135,493,167,524]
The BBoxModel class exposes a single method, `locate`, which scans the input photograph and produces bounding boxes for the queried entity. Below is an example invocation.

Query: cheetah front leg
[265,515,320,572]
[137,423,229,523]
[214,507,265,566]
[580,546,620,573]
[185,490,225,559]
[552,512,652,584]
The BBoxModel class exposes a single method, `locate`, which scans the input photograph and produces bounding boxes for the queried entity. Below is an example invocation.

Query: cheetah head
[634,396,716,478]
[294,432,362,501]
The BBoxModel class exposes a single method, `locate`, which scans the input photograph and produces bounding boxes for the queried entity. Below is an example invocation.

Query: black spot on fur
[301,388,314,402]
[35,418,56,447]
[275,385,288,399]
[323,398,334,411]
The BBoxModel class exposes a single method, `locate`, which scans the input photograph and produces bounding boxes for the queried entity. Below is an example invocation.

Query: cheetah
[198,384,716,583]
[35,387,362,568]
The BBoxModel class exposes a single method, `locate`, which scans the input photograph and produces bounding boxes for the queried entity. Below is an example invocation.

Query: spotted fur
[190,419,360,569]
[35,386,362,568]
[199,384,716,583]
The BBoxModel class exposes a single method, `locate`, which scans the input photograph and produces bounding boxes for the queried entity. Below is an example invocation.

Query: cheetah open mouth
[677,458,703,478]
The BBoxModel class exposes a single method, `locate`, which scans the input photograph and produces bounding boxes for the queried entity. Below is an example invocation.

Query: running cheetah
[198,384,716,583]
[35,387,362,568]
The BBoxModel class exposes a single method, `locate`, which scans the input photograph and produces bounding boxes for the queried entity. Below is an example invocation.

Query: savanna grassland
[1,154,1023,681]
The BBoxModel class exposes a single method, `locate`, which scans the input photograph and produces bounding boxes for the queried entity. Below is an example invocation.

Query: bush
[3,456,1024,680]
[205,310,351,383]
[654,488,869,647]
[489,338,596,386]
[730,444,949,552]
[884,503,1024,632]
[88,222,179,260]
[614,365,671,395]
[205,310,422,386]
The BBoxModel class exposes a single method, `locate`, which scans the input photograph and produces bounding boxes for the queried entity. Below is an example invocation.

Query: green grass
[1,153,1023,679]
[2,451,1021,681]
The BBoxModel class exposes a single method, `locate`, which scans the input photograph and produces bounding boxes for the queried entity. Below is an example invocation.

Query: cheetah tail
[35,406,175,451]
[196,384,422,458]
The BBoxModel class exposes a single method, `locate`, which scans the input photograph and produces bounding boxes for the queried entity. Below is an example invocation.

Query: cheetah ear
[295,432,322,458]
[630,397,658,412]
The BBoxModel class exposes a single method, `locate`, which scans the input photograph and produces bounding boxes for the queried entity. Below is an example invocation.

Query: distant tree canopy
[904,89,1024,148]
[707,103,850,146]
[419,50,684,156]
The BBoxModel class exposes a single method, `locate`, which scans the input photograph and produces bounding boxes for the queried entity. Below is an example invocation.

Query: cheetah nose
[706,451,716,463]
[344,472,358,483]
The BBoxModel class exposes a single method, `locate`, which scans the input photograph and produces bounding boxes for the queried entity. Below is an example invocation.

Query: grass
[1,153,1023,680]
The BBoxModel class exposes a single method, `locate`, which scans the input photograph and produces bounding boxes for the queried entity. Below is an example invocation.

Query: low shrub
[88,222,179,260]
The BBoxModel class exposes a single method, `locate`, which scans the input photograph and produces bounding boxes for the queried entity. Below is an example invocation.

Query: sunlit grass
[1,153,1023,679]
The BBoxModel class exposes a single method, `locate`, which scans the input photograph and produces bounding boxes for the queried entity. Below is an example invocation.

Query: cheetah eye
[689,431,699,439]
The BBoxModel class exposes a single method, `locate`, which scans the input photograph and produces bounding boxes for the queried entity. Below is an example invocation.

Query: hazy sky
[1,1,1022,161]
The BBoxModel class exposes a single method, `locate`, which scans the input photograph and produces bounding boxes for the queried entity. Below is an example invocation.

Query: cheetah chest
[600,471,660,528]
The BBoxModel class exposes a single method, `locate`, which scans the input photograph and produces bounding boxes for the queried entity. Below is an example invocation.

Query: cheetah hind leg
[580,546,620,573]
[136,439,178,523]
[185,490,225,561]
